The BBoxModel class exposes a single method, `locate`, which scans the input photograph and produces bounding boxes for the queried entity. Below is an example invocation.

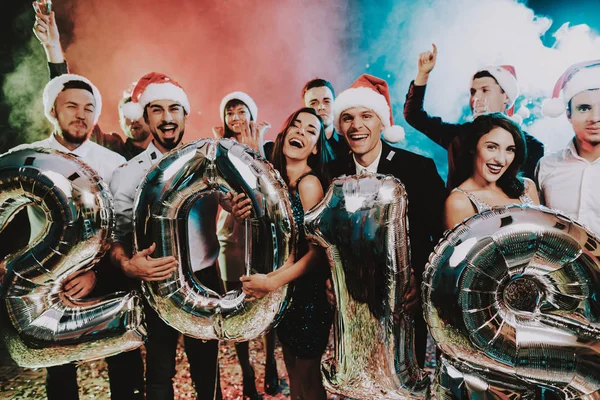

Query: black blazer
[331,141,447,282]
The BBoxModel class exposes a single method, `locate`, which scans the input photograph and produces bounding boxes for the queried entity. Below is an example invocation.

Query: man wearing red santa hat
[403,43,545,188]
[109,72,223,399]
[331,73,446,367]
[537,60,600,236]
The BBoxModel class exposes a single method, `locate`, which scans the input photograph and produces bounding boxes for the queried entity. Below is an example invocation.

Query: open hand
[122,242,178,281]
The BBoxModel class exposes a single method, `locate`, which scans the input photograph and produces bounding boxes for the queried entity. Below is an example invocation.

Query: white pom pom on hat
[43,74,103,125]
[542,60,600,118]
[219,91,258,122]
[333,73,405,143]
[121,72,190,121]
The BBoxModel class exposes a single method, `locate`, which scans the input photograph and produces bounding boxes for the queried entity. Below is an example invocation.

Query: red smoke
[60,0,348,141]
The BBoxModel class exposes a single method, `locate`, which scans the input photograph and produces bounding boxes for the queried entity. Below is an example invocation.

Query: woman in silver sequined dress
[444,113,540,230]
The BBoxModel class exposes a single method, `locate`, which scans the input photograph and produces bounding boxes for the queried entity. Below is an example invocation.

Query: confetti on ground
[0,334,436,399]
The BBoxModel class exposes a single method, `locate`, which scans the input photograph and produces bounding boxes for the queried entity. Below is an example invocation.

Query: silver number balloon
[133,138,294,341]
[0,148,145,368]
[304,173,430,400]
[423,205,600,399]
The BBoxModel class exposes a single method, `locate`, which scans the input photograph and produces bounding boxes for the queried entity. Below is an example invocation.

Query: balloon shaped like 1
[423,205,600,399]
[0,148,145,368]
[304,173,430,400]
[133,138,294,341]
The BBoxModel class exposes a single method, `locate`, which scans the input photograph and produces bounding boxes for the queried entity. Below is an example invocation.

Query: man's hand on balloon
[402,269,420,315]
[63,270,96,299]
[122,242,177,282]
[228,192,252,221]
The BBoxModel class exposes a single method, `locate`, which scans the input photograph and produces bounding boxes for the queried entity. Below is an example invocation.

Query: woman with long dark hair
[233,107,333,400]
[444,113,540,230]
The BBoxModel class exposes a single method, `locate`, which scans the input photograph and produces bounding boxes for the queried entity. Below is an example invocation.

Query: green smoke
[1,10,53,154]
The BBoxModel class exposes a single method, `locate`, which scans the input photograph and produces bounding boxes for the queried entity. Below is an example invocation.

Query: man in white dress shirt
[109,72,222,400]
[537,60,600,236]
[8,73,145,399]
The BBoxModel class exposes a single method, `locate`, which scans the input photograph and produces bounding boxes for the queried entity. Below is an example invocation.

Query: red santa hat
[43,74,102,125]
[219,91,258,121]
[121,72,190,120]
[475,65,519,116]
[542,60,600,117]
[333,74,404,143]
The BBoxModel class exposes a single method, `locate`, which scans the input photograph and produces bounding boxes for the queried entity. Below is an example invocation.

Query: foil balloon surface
[423,205,600,399]
[133,138,294,341]
[0,148,145,368]
[304,173,430,400]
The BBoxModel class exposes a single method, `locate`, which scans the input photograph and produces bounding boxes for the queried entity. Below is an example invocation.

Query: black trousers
[144,266,222,400]
[46,258,144,399]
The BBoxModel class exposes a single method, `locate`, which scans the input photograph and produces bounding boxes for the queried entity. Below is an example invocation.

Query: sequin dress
[276,173,334,359]
[452,186,534,213]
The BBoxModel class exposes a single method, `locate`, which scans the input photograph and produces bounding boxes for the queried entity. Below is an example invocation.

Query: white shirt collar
[353,144,383,175]
[565,137,600,164]
[48,133,93,157]
[146,141,164,163]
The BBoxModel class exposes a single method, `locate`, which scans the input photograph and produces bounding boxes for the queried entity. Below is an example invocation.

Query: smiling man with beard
[109,72,223,400]
[6,73,146,400]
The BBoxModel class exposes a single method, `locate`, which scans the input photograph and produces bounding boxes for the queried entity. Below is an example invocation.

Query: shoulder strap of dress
[452,187,489,213]
[294,171,316,188]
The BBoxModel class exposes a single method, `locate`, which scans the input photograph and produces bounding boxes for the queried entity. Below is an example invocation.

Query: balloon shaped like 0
[423,205,600,399]
[133,138,294,341]
[304,173,430,400]
[0,148,146,368]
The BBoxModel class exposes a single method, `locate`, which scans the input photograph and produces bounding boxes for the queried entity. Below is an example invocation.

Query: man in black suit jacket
[331,74,447,367]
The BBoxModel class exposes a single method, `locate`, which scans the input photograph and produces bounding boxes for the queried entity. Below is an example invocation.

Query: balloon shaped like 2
[0,148,145,368]
[133,138,294,341]
[304,173,430,400]
[423,205,600,399]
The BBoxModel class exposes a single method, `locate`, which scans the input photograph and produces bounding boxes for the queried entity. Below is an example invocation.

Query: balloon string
[244,218,250,274]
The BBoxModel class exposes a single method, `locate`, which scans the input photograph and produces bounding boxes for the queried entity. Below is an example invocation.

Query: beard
[58,121,90,145]
[152,126,184,150]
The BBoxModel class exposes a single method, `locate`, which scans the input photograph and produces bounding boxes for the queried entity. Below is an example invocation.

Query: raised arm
[32,4,64,65]
[403,43,463,149]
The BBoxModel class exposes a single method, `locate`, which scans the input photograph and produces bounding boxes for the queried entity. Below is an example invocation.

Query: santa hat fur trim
[43,74,102,125]
[122,72,190,120]
[219,91,258,121]
[476,65,519,115]
[333,79,405,143]
[542,61,600,117]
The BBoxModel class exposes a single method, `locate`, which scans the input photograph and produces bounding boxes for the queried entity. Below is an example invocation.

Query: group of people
[0,3,599,400]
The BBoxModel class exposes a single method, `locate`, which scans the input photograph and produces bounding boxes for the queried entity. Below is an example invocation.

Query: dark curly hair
[270,108,332,189]
[455,113,527,198]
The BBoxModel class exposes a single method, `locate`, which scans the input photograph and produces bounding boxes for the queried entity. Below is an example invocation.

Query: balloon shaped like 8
[0,148,145,368]
[423,205,600,399]
[304,173,430,400]
[133,138,294,341]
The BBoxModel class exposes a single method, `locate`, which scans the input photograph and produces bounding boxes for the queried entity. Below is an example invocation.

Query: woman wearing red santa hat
[213,92,281,399]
